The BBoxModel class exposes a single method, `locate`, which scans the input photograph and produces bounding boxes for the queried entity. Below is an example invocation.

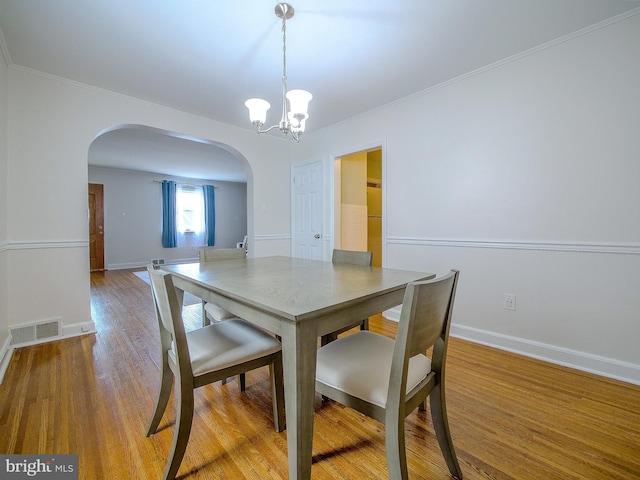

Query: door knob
[314,234,320,239]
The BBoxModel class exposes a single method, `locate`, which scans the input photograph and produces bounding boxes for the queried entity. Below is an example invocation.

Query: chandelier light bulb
[245,98,271,126]
[286,89,312,118]
[288,112,308,133]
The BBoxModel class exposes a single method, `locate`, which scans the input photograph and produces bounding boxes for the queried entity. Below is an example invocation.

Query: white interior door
[292,159,323,260]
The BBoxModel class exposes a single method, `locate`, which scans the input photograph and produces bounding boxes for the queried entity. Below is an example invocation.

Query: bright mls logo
[0,455,78,479]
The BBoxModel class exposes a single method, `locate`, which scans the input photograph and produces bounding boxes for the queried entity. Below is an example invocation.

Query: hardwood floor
[1,268,639,479]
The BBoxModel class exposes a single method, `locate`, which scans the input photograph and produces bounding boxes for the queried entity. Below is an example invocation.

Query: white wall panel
[7,246,91,330]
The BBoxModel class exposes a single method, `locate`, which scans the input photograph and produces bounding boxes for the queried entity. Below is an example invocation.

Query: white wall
[88,167,247,269]
[5,67,291,339]
[295,14,640,383]
[0,41,10,377]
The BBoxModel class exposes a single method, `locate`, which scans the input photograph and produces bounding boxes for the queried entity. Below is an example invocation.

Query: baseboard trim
[105,238,293,270]
[0,335,13,384]
[7,321,96,350]
[108,257,198,270]
[381,308,639,386]
[62,321,97,339]
[450,324,640,386]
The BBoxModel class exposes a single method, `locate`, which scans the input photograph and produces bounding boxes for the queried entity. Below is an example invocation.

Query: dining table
[161,255,434,479]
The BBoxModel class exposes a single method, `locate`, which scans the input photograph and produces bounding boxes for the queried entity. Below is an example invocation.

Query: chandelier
[245,3,312,142]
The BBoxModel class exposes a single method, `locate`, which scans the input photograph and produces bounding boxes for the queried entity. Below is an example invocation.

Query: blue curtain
[162,180,177,248]
[203,185,216,246]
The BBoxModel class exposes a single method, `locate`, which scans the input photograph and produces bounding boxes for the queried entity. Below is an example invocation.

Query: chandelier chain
[244,3,311,142]
[281,14,288,90]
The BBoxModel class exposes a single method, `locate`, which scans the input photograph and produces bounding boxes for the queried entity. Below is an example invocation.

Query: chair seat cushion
[316,331,432,408]
[181,319,281,377]
[203,302,238,322]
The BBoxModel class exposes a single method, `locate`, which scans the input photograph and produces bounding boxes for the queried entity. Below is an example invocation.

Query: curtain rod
[153,180,218,188]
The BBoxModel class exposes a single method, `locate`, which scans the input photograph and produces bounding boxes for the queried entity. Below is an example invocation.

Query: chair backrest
[147,266,192,372]
[332,249,373,266]
[199,247,246,263]
[392,270,459,387]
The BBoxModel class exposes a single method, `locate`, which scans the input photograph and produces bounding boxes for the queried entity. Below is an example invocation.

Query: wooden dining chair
[316,270,462,480]
[146,266,285,480]
[198,247,250,387]
[198,247,247,326]
[320,249,374,346]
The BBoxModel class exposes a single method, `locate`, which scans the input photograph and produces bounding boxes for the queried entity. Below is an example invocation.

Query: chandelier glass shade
[245,3,311,142]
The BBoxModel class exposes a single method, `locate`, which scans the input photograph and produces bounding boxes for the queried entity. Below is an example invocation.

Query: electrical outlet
[503,294,516,311]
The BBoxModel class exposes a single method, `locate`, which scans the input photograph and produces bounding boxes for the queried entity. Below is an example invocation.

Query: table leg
[281,321,318,480]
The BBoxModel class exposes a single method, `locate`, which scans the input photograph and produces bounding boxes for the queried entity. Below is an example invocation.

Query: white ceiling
[1,0,639,181]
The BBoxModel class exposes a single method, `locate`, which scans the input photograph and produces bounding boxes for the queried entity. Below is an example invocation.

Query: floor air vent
[10,319,61,346]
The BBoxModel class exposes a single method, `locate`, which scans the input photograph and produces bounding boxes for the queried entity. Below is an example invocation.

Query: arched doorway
[87,125,252,270]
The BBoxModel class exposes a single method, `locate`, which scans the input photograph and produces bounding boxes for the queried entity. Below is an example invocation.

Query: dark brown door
[89,183,105,271]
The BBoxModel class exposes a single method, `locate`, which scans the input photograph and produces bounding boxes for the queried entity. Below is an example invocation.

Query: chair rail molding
[386,237,640,255]
[384,235,640,385]
[254,234,291,242]
[5,240,90,250]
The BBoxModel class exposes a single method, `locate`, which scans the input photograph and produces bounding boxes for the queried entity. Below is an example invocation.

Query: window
[176,184,205,248]
[176,184,204,234]
[162,180,215,248]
